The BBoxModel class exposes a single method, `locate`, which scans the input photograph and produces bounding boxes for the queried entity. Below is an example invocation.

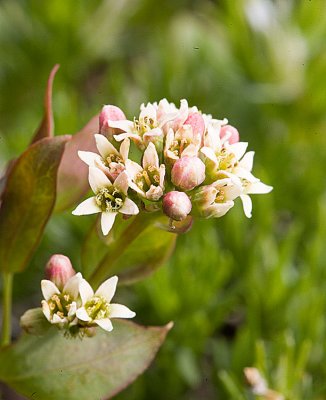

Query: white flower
[192,177,242,218]
[110,103,164,148]
[126,142,165,201]
[72,167,139,235]
[76,276,135,332]
[78,134,130,181]
[41,272,82,327]
[110,99,191,148]
[231,151,273,218]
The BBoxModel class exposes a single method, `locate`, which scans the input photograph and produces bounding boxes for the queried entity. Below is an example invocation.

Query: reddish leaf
[55,114,99,212]
[0,135,70,273]
[31,64,60,144]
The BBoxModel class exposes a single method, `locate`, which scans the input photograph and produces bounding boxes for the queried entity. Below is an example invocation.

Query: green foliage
[0,321,171,400]
[82,214,177,285]
[1,0,326,399]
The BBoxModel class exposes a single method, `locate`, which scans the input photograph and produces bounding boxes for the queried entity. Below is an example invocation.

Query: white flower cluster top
[72,99,272,235]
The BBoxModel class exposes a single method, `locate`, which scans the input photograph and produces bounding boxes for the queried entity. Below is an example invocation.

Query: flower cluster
[73,99,272,235]
[40,255,135,336]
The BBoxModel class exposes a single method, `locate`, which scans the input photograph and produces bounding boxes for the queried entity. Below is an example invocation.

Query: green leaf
[30,64,60,144]
[82,214,177,285]
[0,320,172,400]
[55,114,99,212]
[0,136,70,273]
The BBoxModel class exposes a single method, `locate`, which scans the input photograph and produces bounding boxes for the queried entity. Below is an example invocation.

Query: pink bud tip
[99,105,126,134]
[162,191,192,221]
[220,125,240,144]
[171,156,206,191]
[45,254,76,290]
[184,112,205,140]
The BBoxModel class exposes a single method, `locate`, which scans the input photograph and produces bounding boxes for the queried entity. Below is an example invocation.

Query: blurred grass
[1,0,326,399]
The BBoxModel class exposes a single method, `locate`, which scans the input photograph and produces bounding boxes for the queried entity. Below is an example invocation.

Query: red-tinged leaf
[0,135,70,273]
[0,320,173,400]
[30,64,60,144]
[55,114,99,212]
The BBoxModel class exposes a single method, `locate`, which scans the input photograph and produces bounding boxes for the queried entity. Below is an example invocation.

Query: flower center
[134,116,157,136]
[135,165,160,191]
[106,153,123,166]
[218,148,238,170]
[48,293,73,320]
[85,296,110,320]
[95,188,124,212]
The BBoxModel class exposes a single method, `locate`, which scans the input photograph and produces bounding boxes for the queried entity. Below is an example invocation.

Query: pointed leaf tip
[31,64,60,144]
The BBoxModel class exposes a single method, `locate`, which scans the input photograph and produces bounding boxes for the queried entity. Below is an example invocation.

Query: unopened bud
[183,112,205,143]
[99,105,126,136]
[45,254,75,290]
[220,125,239,144]
[162,191,192,221]
[171,156,205,191]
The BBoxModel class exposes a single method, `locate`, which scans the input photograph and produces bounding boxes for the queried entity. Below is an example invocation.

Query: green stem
[1,273,13,346]
[89,212,158,287]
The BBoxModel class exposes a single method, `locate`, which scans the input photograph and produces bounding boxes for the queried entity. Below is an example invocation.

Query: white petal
[114,171,129,195]
[95,275,118,303]
[68,301,77,317]
[228,142,248,160]
[101,212,117,235]
[52,314,66,324]
[143,142,159,169]
[239,151,255,171]
[125,159,143,180]
[41,300,51,321]
[143,127,163,141]
[95,134,119,158]
[78,151,102,167]
[234,167,257,182]
[247,181,273,194]
[76,307,92,322]
[159,164,165,188]
[95,318,113,332]
[89,166,112,193]
[41,280,60,301]
[72,197,101,216]
[182,143,198,157]
[109,303,136,319]
[119,138,130,161]
[200,147,218,164]
[128,180,145,196]
[79,279,94,304]
[63,272,83,299]
[108,119,134,132]
[241,194,252,218]
[206,201,234,218]
[140,103,157,120]
[119,198,139,215]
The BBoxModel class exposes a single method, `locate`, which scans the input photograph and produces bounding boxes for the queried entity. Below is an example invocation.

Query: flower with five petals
[76,276,135,332]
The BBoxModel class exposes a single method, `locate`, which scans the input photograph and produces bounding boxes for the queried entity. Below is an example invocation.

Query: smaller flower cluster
[40,255,135,336]
[73,99,272,235]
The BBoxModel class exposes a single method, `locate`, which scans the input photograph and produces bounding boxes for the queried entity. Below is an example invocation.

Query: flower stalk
[88,211,158,287]
[1,272,13,346]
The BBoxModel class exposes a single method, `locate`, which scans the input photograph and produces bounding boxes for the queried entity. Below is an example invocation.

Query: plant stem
[89,212,157,287]
[1,273,13,347]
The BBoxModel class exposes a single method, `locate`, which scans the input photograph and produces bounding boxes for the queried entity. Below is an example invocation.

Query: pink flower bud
[99,105,126,135]
[183,112,205,143]
[220,125,239,144]
[171,156,206,191]
[45,254,76,290]
[162,191,192,221]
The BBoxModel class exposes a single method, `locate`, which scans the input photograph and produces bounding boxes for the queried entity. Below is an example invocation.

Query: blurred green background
[1,0,326,399]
